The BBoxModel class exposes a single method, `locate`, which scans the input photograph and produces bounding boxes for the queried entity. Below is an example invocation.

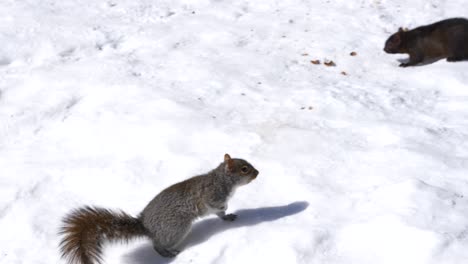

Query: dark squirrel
[384,18,468,67]
[59,154,259,264]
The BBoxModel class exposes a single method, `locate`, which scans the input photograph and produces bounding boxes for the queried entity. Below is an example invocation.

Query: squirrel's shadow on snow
[124,201,309,264]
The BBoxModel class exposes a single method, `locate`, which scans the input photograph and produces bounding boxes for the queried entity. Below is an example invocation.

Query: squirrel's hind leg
[151,219,192,258]
[447,39,468,62]
[447,54,468,62]
[153,245,180,258]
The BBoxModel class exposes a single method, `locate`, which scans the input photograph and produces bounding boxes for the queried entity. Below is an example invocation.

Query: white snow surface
[1,1,468,264]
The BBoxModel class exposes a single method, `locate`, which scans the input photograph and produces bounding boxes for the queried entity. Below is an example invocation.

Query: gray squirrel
[59,154,259,264]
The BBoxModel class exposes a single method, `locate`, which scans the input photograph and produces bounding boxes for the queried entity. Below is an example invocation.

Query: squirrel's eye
[241,166,250,174]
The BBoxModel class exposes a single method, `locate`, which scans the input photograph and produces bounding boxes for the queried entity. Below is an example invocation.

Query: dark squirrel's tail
[59,206,147,264]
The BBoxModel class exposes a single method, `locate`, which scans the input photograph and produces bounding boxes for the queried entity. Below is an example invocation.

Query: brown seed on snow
[324,60,336,67]
[311,60,321,65]
[350,51,357,56]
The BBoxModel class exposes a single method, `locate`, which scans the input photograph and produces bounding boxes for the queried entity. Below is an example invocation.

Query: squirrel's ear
[224,154,234,172]
[398,27,409,32]
[393,33,401,44]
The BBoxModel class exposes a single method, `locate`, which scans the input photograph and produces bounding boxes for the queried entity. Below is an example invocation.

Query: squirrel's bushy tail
[59,206,147,264]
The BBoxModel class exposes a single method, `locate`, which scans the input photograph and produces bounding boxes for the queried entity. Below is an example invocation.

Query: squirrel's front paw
[222,214,237,221]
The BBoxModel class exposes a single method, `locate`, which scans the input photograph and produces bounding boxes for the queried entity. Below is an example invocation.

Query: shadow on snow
[123,201,309,264]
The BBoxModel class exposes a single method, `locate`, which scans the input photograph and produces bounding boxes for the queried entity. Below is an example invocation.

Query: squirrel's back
[139,171,233,234]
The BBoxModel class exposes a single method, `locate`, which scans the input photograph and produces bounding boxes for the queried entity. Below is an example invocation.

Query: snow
[1,0,468,263]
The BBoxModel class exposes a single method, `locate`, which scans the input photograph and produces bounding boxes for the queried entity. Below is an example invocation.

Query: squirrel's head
[223,153,259,185]
[384,27,408,54]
